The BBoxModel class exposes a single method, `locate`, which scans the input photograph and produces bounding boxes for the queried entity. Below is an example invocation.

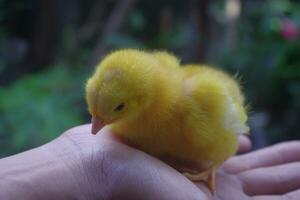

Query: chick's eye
[114,103,125,112]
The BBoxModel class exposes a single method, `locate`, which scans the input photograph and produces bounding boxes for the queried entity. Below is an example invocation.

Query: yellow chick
[85,49,249,193]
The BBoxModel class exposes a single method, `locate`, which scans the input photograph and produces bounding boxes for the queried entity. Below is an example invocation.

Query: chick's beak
[91,116,106,135]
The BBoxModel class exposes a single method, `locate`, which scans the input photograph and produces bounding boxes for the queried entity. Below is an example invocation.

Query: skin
[0,124,299,200]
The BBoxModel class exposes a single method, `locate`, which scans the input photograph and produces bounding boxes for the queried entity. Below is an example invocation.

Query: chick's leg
[183,166,216,194]
[159,156,217,193]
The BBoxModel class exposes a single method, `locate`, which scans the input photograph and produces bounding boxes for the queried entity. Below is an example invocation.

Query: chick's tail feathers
[183,67,249,137]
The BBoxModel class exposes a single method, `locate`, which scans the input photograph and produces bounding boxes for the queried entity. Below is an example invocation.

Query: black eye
[114,103,125,112]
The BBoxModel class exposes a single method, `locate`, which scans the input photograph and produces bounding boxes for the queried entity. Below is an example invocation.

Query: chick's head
[86,49,158,134]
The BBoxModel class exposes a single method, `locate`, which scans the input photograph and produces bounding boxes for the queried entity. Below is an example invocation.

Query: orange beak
[91,116,106,135]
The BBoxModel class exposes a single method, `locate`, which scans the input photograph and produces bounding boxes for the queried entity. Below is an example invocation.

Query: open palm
[56,125,300,200]
[215,141,300,200]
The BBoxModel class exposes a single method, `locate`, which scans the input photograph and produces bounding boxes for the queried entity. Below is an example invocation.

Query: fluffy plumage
[85,49,249,193]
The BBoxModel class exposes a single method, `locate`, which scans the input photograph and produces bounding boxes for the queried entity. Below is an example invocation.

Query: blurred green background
[0,0,299,157]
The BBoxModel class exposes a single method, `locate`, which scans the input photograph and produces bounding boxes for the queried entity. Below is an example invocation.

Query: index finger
[237,135,252,154]
[223,141,300,174]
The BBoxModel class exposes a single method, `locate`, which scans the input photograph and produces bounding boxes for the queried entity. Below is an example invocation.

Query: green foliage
[0,66,87,157]
[106,33,146,49]
[220,0,300,142]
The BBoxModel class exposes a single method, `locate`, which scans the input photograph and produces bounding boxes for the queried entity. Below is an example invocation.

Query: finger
[283,189,300,200]
[253,196,282,200]
[223,141,300,173]
[253,189,300,200]
[239,162,300,195]
[237,135,252,154]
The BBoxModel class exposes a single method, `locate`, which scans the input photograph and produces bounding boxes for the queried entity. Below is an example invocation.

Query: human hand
[47,125,300,200]
[1,124,299,200]
[217,140,300,200]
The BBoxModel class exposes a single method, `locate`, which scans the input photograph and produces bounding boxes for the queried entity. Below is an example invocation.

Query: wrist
[0,143,77,199]
[0,135,96,199]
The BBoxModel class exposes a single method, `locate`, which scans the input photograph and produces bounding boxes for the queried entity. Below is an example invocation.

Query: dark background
[0,0,299,157]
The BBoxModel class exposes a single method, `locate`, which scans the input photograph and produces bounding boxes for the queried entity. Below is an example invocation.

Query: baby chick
[85,49,249,193]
